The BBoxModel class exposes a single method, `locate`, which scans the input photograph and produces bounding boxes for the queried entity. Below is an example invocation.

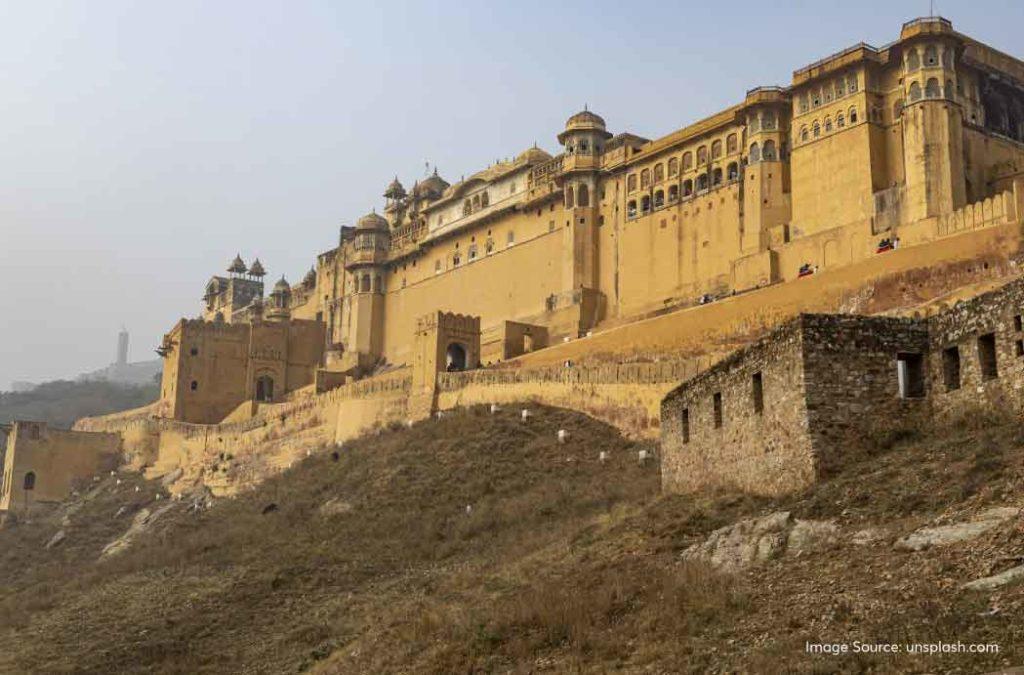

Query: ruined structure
[661,277,1024,496]
[0,422,121,513]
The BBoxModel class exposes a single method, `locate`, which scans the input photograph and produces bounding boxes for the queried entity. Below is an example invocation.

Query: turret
[266,277,292,321]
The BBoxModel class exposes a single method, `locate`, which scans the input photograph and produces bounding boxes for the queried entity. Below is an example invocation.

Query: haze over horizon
[1,0,1021,391]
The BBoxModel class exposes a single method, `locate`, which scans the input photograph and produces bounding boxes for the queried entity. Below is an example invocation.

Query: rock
[895,507,1020,552]
[45,530,66,550]
[683,512,841,570]
[101,502,176,558]
[318,498,353,517]
[788,519,839,554]
[160,467,183,489]
[963,564,1024,591]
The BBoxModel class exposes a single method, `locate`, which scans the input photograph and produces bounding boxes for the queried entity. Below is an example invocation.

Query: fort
[6,16,1024,511]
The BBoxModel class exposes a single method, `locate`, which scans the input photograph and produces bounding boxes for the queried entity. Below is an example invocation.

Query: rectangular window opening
[751,372,764,414]
[1014,315,1022,332]
[896,352,925,398]
[712,392,723,428]
[978,333,998,381]
[1016,340,1024,357]
[943,346,961,391]
[681,408,690,444]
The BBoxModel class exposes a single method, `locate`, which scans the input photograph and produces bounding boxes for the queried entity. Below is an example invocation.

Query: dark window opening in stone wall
[1015,315,1023,332]
[897,353,925,398]
[978,333,998,380]
[190,380,198,391]
[713,392,723,428]
[752,372,764,414]
[1017,340,1024,357]
[943,346,961,391]
[682,408,690,443]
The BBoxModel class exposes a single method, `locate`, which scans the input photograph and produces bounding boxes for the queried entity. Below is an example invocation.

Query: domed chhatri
[384,176,406,200]
[558,107,612,144]
[272,276,291,295]
[302,267,317,287]
[248,258,266,278]
[414,168,450,198]
[356,210,389,231]
[516,144,552,164]
[227,254,247,275]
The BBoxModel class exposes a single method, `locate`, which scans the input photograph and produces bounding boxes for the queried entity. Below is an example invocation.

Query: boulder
[963,565,1024,591]
[895,507,1020,552]
[682,512,840,570]
[45,530,66,550]
[319,498,354,517]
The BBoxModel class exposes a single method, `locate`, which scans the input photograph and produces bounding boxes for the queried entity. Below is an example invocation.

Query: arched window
[824,86,834,104]
[23,472,35,491]
[682,152,693,171]
[749,115,760,133]
[641,195,651,213]
[837,113,846,128]
[711,140,722,159]
[480,191,489,207]
[462,199,471,216]
[453,252,461,267]
[800,126,809,142]
[893,99,904,119]
[847,74,858,93]
[799,94,809,113]
[697,145,708,165]
[924,45,938,67]
[848,107,858,123]
[711,168,722,186]
[925,78,940,99]
[726,133,737,154]
[682,179,693,197]
[564,185,575,209]
[627,174,637,192]
[811,89,821,107]
[255,375,274,403]
[668,157,679,177]
[654,190,664,208]
[834,80,845,100]
[360,274,371,292]
[627,200,637,218]
[435,259,442,274]
[813,121,821,137]
[696,174,709,192]
[472,194,480,210]
[764,111,777,130]
[577,183,589,207]
[907,49,920,71]
[373,274,382,293]
[640,169,651,189]
[749,142,760,162]
[668,184,679,201]
[944,79,954,100]
[942,48,953,68]
[909,81,922,101]
[762,140,777,161]
[468,244,478,261]
[485,238,494,254]
[727,162,739,181]
[653,163,664,183]
[824,117,833,133]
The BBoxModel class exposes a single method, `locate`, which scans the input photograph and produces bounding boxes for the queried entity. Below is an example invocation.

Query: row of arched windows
[798,74,858,113]
[627,134,739,193]
[626,162,739,218]
[747,140,778,163]
[748,110,778,133]
[798,107,858,142]
[564,183,591,208]
[905,44,954,72]
[461,191,490,216]
[357,274,384,293]
[908,78,955,103]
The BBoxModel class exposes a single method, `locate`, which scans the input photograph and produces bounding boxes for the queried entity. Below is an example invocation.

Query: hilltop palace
[4,16,1024,512]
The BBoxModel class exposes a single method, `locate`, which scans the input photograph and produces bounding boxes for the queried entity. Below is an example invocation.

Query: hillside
[0,379,159,429]
[1,405,1023,673]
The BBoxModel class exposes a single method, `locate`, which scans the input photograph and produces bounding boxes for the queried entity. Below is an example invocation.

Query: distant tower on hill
[116,327,129,367]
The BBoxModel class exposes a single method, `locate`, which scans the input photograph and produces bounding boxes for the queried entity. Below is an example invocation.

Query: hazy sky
[1,1,1021,389]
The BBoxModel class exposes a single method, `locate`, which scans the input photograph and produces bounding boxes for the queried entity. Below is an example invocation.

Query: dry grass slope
[1,404,1024,673]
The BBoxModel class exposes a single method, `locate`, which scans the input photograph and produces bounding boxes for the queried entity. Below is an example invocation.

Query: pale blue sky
[1,1,1021,389]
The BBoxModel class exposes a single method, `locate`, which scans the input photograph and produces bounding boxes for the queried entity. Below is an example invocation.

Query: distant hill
[0,379,158,429]
[77,359,163,388]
